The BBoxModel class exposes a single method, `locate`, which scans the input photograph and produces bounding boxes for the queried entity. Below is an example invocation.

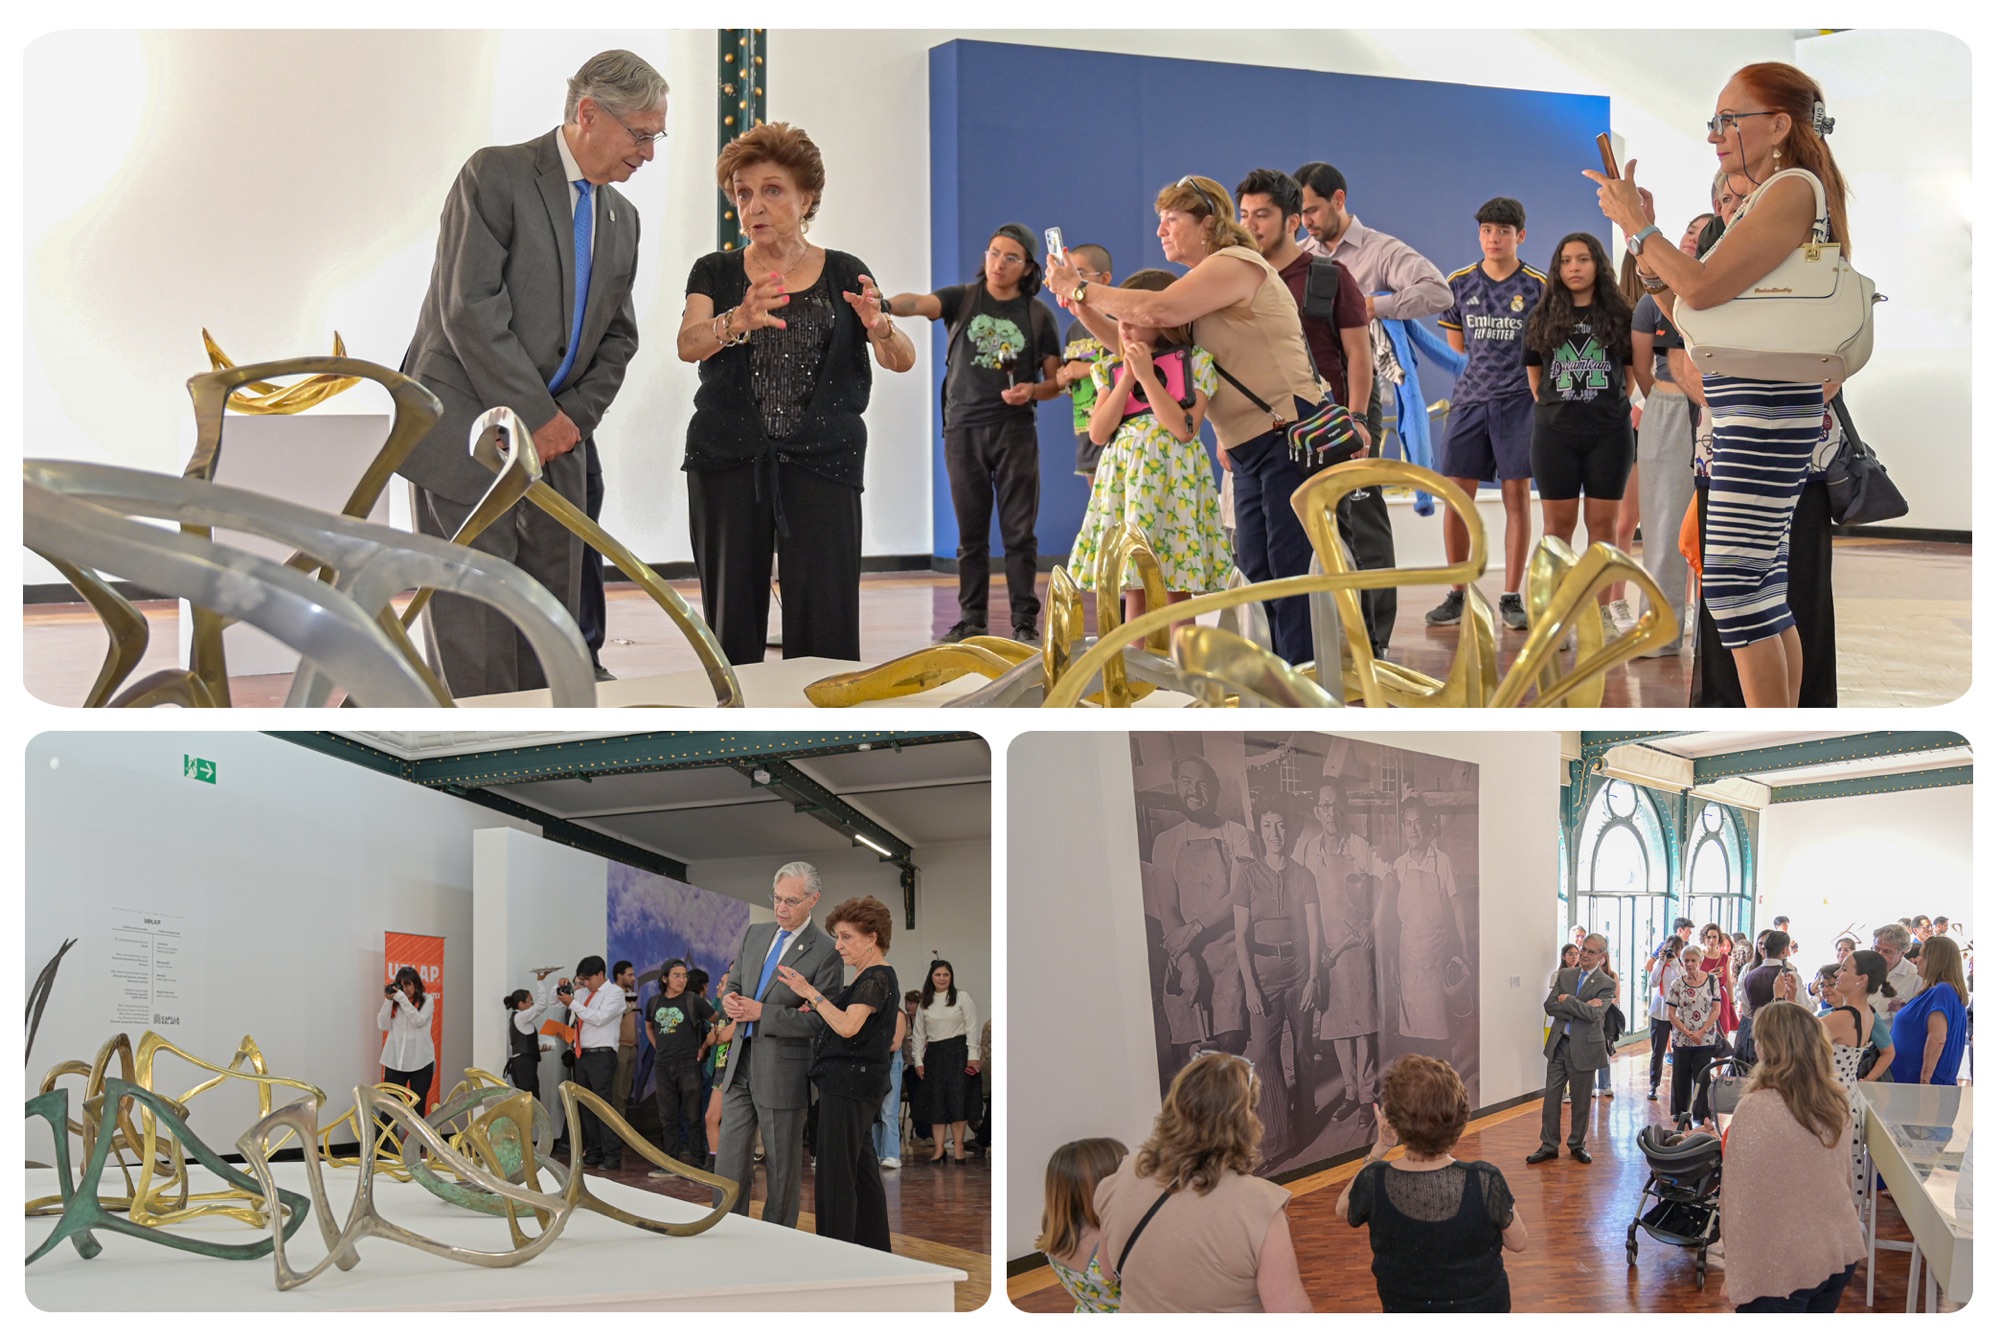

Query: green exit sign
[183,755,217,784]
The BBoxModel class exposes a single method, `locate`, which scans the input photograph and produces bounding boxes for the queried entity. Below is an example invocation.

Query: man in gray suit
[1529,932,1615,1165]
[715,861,845,1227]
[398,50,666,696]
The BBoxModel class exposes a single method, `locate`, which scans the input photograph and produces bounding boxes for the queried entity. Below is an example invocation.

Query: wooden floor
[23,536,1968,708]
[591,1132,989,1311]
[1010,1042,1928,1313]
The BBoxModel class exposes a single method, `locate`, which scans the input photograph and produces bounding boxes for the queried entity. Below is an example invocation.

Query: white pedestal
[175,412,394,678]
[26,1163,962,1311]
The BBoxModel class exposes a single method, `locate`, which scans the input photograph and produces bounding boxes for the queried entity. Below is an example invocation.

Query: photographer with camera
[558,955,628,1170]
[378,966,436,1116]
[502,967,560,1100]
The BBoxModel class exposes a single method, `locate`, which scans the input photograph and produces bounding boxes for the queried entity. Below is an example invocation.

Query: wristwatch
[1626,225,1662,257]
[1070,280,1090,306]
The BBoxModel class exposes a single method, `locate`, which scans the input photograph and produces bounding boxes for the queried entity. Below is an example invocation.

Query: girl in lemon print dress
[1066,269,1237,617]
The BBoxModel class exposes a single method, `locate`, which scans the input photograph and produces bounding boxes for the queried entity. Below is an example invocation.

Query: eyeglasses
[1707,110,1778,137]
[984,248,1027,266]
[1176,175,1225,216]
[600,104,668,147]
[772,892,813,910]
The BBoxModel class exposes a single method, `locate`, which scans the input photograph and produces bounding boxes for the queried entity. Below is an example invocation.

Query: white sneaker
[646,1168,675,1180]
[1607,599,1635,633]
[880,1156,900,1169]
[1600,607,1620,642]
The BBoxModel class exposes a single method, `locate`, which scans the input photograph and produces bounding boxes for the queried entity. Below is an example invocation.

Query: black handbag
[1211,358,1363,471]
[1823,392,1908,525]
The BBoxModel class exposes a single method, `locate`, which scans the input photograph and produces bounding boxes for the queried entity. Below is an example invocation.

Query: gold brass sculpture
[1490,538,1676,706]
[201,330,364,414]
[1170,625,1341,708]
[28,1034,740,1290]
[400,406,744,709]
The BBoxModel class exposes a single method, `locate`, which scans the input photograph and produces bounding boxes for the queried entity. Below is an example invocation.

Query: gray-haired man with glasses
[397,49,666,697]
[715,861,845,1226]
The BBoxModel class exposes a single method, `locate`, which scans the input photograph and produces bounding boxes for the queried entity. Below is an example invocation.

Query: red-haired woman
[1589,63,1854,707]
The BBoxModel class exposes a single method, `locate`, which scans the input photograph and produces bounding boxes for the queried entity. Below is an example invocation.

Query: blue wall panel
[928,39,1610,565]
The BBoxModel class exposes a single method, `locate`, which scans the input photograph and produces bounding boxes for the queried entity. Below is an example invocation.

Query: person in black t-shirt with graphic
[886,223,1063,644]
[1521,232,1636,641]
[645,958,716,1170]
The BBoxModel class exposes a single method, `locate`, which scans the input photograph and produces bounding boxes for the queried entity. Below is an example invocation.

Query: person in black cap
[886,223,1063,644]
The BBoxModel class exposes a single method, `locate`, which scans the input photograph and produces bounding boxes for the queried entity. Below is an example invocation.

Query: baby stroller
[1627,1123,1724,1287]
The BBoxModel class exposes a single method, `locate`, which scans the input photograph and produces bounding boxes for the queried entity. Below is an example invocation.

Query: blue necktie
[741,928,788,1042]
[548,180,593,392]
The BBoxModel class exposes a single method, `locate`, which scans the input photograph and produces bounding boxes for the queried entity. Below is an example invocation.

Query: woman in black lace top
[677,123,914,665]
[1336,1054,1530,1311]
[774,895,900,1250]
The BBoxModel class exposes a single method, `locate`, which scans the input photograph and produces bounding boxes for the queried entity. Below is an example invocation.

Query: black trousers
[1736,1263,1856,1312]
[1648,1018,1673,1090]
[377,1062,435,1142]
[1691,478,1837,707]
[814,1089,892,1250]
[575,1048,621,1164]
[653,1059,707,1163]
[1671,1043,1717,1124]
[688,460,864,664]
[1229,413,1320,665]
[944,418,1041,628]
[1536,1035,1591,1151]
[578,436,606,662]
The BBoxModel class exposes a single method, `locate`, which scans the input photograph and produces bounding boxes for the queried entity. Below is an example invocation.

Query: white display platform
[26,1162,962,1311]
[460,656,1196,709]
[175,412,395,677]
[1857,1081,1973,1310]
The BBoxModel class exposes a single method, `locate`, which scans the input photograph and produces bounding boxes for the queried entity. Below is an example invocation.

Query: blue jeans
[1226,412,1319,665]
[1596,1065,1612,1090]
[872,1052,902,1161]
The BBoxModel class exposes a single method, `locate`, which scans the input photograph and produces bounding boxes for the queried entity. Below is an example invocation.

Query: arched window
[1572,780,1671,1036]
[1683,802,1750,936]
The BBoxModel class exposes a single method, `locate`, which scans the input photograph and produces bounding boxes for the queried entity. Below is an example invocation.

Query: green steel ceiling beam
[1692,732,1967,784]
[405,731,980,789]
[266,731,415,780]
[726,758,914,867]
[1770,765,1973,805]
[1580,731,1694,751]
[458,787,688,880]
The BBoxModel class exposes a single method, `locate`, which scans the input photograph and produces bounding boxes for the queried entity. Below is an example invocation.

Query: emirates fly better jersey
[1439,261,1547,405]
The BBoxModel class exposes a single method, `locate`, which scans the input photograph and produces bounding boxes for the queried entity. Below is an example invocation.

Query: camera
[384,982,399,998]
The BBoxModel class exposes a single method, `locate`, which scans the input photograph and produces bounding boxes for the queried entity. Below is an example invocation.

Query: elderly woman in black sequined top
[677,122,914,664]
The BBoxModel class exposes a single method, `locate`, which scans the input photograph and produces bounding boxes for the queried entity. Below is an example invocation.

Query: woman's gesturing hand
[736,270,792,334]
[1583,159,1657,236]
[842,273,890,334]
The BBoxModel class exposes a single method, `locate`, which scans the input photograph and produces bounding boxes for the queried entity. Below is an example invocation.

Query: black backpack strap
[1211,358,1279,419]
[1115,1185,1177,1279]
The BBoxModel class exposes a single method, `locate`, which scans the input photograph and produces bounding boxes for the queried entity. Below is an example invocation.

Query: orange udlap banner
[383,931,446,1110]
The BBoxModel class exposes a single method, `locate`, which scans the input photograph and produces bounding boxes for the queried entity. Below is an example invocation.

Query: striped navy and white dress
[1696,168,1835,651]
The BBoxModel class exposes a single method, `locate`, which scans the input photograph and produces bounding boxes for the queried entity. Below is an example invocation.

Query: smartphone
[1596,133,1620,179]
[1045,226,1067,263]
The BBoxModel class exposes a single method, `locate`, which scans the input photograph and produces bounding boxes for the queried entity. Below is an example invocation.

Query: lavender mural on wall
[606,864,752,998]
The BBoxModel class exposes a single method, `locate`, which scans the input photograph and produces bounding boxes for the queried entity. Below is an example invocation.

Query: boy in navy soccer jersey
[1428,198,1546,630]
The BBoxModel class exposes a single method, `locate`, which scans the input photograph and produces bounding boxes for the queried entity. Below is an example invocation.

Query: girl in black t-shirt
[1521,233,1637,637]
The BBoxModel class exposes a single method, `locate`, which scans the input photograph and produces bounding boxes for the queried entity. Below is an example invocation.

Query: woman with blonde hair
[1092,1052,1311,1312]
[1719,1002,1864,1310]
[1046,176,1329,666]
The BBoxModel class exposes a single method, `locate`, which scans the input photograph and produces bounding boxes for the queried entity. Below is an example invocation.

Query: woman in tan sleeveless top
[1091,1051,1311,1312]
[1046,176,1328,665]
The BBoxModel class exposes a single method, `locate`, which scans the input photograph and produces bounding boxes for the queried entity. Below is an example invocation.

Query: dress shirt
[512,978,556,1034]
[569,982,627,1050]
[377,992,437,1070]
[1873,957,1922,1019]
[554,126,597,258]
[913,992,981,1066]
[1304,216,1450,321]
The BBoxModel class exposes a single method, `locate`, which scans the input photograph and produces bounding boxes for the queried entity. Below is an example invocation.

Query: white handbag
[1674,167,1881,382]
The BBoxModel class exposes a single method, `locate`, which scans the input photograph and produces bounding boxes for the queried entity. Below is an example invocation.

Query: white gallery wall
[470,827,606,1090]
[1754,783,1974,967]
[687,838,993,1024]
[1005,730,1561,1260]
[21,732,536,1162]
[24,28,1966,591]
